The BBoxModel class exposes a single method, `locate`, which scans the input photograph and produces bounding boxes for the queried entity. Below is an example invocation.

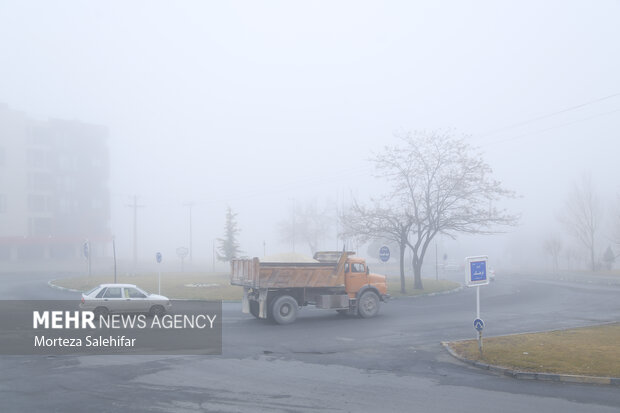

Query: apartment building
[0,104,110,265]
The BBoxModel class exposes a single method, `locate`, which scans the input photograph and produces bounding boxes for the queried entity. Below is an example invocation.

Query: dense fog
[1,1,619,274]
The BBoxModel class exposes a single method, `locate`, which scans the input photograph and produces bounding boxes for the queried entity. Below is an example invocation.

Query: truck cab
[344,258,388,299]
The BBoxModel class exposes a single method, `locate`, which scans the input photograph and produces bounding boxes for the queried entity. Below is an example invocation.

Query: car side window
[103,287,121,298]
[95,288,107,298]
[344,263,349,273]
[352,263,365,273]
[126,288,146,298]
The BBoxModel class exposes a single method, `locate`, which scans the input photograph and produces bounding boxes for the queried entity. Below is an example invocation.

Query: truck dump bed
[230,252,350,289]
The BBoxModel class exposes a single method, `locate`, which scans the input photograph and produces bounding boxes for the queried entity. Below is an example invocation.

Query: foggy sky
[1,1,619,270]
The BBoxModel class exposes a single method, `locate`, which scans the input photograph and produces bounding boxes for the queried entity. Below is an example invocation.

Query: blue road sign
[156,252,162,264]
[470,260,487,282]
[474,318,485,332]
[379,246,390,262]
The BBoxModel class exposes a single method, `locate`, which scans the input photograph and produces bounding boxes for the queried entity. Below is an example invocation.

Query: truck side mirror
[366,266,369,275]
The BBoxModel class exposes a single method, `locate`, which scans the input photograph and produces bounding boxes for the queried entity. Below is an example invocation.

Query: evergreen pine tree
[217,206,242,261]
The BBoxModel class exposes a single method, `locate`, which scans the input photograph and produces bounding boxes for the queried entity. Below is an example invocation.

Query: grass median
[448,323,620,378]
[52,274,460,301]
[51,272,241,300]
[387,278,460,297]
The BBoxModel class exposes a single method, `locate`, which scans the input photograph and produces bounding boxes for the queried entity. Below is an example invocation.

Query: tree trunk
[413,258,424,290]
[399,243,406,294]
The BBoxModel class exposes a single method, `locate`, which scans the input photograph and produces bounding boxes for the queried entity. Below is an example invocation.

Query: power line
[485,107,620,146]
[478,92,620,140]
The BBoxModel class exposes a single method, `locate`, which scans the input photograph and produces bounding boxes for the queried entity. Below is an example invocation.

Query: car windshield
[136,287,150,296]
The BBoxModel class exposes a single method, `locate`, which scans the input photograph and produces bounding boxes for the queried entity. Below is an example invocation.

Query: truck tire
[358,291,380,318]
[270,295,298,325]
[249,300,260,319]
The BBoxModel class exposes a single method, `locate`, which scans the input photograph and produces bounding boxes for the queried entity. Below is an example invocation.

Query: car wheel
[358,291,380,318]
[249,300,260,318]
[270,295,298,325]
[93,306,109,318]
[149,305,165,317]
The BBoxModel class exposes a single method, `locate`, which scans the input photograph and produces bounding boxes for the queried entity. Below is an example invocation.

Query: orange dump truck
[230,251,389,324]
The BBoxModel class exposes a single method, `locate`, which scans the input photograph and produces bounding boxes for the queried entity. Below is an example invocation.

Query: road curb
[47,279,83,293]
[47,279,241,302]
[441,341,620,386]
[394,284,464,300]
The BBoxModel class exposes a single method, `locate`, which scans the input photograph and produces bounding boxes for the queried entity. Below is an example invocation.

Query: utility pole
[126,195,145,271]
[112,236,117,283]
[183,202,195,265]
[291,197,296,253]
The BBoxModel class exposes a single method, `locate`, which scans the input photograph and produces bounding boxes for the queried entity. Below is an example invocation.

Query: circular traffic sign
[379,246,390,262]
[176,247,189,259]
[473,318,485,332]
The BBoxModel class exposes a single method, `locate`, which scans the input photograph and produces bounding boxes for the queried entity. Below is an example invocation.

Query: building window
[28,195,50,212]
[28,173,53,191]
[27,149,50,169]
[28,218,52,236]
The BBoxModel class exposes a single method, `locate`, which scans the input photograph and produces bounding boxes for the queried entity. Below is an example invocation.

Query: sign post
[156,252,162,295]
[176,247,189,273]
[465,255,489,357]
[83,240,91,277]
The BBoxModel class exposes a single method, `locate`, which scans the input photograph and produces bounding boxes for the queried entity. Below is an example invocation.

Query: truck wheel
[249,300,260,318]
[358,291,380,318]
[271,295,298,325]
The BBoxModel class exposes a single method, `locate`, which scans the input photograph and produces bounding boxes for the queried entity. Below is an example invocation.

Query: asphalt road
[1,271,619,412]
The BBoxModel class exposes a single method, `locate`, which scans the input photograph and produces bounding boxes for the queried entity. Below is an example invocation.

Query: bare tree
[341,200,414,294]
[543,235,562,273]
[375,131,518,289]
[278,201,334,255]
[560,175,601,271]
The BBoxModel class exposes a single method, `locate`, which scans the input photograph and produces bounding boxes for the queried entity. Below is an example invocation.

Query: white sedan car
[80,283,171,316]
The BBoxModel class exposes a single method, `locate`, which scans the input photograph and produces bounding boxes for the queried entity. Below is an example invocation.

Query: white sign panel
[465,255,489,287]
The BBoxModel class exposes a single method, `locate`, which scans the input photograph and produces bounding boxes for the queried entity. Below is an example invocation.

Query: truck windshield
[352,263,365,273]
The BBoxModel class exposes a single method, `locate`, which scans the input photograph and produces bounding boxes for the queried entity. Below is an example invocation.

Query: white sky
[1,1,619,269]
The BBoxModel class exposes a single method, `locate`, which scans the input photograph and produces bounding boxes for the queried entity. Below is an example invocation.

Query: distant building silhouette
[0,103,110,265]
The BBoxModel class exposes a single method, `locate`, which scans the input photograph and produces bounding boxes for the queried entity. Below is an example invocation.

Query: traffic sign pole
[156,252,162,295]
[477,286,482,357]
[466,255,488,358]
